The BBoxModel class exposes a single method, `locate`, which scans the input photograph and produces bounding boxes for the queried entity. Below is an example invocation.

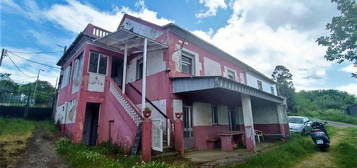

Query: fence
[0,92,56,120]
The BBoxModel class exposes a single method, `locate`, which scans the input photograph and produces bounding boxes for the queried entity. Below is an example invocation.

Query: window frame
[181,51,195,75]
[257,80,263,90]
[227,69,236,80]
[211,105,219,125]
[271,86,275,94]
[88,51,108,75]
[136,57,144,80]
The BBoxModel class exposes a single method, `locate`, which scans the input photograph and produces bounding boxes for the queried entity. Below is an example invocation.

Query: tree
[316,0,357,77]
[19,80,56,106]
[0,73,18,94]
[272,65,296,112]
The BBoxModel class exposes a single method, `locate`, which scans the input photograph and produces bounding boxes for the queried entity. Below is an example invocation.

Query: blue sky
[0,0,356,94]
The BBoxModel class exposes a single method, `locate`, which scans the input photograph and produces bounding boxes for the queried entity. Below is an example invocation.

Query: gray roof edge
[165,24,276,84]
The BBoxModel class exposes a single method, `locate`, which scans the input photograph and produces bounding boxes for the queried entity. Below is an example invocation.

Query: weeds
[333,127,357,168]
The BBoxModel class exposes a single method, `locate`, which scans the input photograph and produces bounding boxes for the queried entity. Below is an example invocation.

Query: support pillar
[174,113,184,156]
[241,94,256,151]
[122,44,127,94]
[276,103,288,137]
[141,117,152,161]
[141,38,147,114]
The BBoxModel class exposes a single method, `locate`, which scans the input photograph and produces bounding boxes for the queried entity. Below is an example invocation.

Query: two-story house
[55,14,288,153]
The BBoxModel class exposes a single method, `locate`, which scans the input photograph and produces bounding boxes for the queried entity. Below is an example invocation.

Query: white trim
[122,44,128,94]
[178,46,200,76]
[224,66,237,81]
[141,38,147,114]
[87,51,109,76]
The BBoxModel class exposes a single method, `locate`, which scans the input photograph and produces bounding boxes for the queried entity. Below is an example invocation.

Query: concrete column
[241,94,256,151]
[121,44,127,94]
[174,113,184,156]
[141,38,147,114]
[141,118,152,161]
[276,104,288,137]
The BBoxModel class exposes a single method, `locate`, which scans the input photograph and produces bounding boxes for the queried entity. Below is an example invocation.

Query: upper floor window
[181,51,195,75]
[136,57,143,80]
[227,70,236,80]
[89,52,108,75]
[257,80,263,90]
[271,86,275,94]
[211,105,218,125]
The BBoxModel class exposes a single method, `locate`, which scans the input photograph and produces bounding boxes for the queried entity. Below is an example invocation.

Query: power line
[9,51,62,54]
[7,51,61,70]
[5,55,37,78]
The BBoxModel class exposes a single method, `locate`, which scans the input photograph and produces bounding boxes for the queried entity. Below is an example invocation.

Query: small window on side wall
[271,86,275,94]
[227,70,236,80]
[257,80,263,90]
[212,105,218,125]
[89,52,107,75]
[181,51,194,75]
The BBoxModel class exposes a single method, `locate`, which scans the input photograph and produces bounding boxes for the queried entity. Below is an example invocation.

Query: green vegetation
[333,127,357,168]
[222,134,316,168]
[0,118,37,167]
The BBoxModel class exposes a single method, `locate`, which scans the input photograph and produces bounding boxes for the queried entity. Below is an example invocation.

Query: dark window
[136,58,143,80]
[212,105,218,125]
[257,80,263,90]
[181,52,194,75]
[271,86,275,94]
[89,52,107,75]
[98,55,107,74]
[89,52,99,73]
[227,70,236,80]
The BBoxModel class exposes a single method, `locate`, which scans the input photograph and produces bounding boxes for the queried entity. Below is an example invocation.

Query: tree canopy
[272,65,296,112]
[316,0,357,77]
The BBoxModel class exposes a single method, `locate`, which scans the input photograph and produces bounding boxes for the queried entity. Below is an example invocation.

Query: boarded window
[136,57,143,80]
[181,51,194,75]
[89,52,107,75]
[212,105,218,125]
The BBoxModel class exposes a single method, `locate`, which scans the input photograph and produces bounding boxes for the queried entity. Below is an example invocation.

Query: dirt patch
[16,126,68,168]
[0,132,33,168]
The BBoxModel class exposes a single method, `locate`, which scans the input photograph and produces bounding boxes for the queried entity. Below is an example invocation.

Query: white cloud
[337,83,357,96]
[44,0,173,33]
[196,0,227,18]
[340,64,357,73]
[192,0,339,91]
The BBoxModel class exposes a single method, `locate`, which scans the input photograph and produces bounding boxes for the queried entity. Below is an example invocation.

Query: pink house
[55,14,289,154]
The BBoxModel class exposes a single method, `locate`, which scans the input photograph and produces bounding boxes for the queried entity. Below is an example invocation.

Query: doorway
[83,103,100,145]
[183,104,194,149]
[111,57,123,88]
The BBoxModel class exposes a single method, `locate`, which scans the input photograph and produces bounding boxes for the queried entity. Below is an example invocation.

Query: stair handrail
[109,79,143,120]
[127,83,168,119]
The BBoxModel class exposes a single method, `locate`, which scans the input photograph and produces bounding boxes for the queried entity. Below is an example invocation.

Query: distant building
[54,14,288,153]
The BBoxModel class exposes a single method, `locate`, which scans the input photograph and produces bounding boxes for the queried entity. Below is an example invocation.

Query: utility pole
[32,69,44,105]
[0,49,7,67]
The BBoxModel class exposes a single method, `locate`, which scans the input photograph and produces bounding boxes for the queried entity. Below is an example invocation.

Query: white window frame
[227,69,236,80]
[88,51,108,75]
[211,105,219,125]
[257,80,263,90]
[181,51,195,75]
[224,66,237,81]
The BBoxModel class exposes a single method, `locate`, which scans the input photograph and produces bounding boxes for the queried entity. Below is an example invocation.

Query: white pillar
[122,44,128,94]
[141,38,148,114]
[241,94,256,151]
[276,104,288,137]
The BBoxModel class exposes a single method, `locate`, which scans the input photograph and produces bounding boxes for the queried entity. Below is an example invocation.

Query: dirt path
[16,126,68,168]
[292,127,345,168]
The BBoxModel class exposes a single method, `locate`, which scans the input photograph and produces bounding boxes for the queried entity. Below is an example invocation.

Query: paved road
[323,120,357,127]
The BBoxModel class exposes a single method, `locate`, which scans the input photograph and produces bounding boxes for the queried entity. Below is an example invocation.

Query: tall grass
[297,109,357,125]
[222,134,316,168]
[0,118,36,135]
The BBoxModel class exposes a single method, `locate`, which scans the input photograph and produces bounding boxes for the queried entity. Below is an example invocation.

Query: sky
[0,0,356,95]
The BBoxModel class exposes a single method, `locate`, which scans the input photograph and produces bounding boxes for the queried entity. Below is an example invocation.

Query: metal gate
[152,119,163,152]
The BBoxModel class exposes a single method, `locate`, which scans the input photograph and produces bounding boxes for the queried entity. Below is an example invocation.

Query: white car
[288,116,312,135]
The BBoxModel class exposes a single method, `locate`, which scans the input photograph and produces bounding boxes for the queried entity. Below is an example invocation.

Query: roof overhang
[94,28,168,54]
[171,76,284,104]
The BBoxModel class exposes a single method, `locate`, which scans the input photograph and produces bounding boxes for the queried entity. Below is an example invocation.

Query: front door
[183,104,194,149]
[83,103,100,145]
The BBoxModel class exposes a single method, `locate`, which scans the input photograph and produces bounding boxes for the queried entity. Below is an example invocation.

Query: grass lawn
[333,127,357,168]
[0,118,37,168]
[221,134,316,168]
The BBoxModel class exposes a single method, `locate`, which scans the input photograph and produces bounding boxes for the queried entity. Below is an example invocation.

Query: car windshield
[289,117,304,124]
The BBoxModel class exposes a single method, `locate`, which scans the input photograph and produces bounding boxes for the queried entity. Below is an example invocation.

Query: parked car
[288,116,312,135]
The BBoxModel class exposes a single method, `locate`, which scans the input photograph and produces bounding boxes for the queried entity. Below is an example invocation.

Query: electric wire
[9,51,62,54]
[5,55,37,78]
[7,51,61,70]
